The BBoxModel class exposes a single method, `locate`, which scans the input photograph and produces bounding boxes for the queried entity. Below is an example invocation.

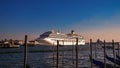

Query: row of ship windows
[51,39,82,42]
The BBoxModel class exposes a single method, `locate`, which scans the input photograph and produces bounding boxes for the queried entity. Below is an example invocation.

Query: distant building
[29,40,40,45]
[14,40,24,45]
[0,39,21,48]
[4,41,9,44]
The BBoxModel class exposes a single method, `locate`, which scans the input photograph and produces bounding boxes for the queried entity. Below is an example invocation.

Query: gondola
[92,59,115,68]
[89,55,113,68]
[92,59,105,68]
[116,54,120,59]
[106,54,120,65]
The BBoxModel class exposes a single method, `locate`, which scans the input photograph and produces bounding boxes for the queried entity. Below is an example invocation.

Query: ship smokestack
[71,30,75,35]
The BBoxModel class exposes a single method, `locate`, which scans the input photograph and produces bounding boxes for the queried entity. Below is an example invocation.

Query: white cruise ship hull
[36,30,85,46]
[38,38,85,46]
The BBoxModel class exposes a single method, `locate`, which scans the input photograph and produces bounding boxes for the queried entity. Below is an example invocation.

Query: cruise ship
[36,30,85,46]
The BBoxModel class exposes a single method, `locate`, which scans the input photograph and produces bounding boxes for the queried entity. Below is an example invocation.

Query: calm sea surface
[0,44,118,68]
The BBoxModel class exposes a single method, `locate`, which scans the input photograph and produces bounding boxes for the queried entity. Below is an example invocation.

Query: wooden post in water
[103,40,106,68]
[76,38,78,68]
[56,40,59,68]
[52,43,55,66]
[90,39,93,68]
[112,40,116,67]
[95,42,97,58]
[24,35,28,68]
[72,40,75,68]
[118,43,119,56]
[61,40,64,68]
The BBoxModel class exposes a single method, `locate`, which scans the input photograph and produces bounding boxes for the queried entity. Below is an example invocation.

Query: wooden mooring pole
[76,38,78,68]
[118,43,119,56]
[24,35,28,68]
[61,40,64,68]
[95,42,97,58]
[72,41,75,68]
[112,40,116,67]
[56,40,59,68]
[52,43,55,66]
[90,39,93,68]
[103,40,106,68]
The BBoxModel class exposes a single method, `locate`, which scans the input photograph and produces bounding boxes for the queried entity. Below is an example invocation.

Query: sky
[0,0,120,42]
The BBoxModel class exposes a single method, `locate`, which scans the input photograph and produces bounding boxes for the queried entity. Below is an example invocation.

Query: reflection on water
[0,44,119,68]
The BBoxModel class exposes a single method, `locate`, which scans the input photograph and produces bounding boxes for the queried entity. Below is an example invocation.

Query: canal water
[0,44,119,68]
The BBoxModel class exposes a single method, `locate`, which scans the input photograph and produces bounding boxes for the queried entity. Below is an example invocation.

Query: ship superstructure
[36,30,85,45]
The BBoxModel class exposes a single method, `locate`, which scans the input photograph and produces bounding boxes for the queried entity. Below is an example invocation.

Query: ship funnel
[71,30,75,35]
